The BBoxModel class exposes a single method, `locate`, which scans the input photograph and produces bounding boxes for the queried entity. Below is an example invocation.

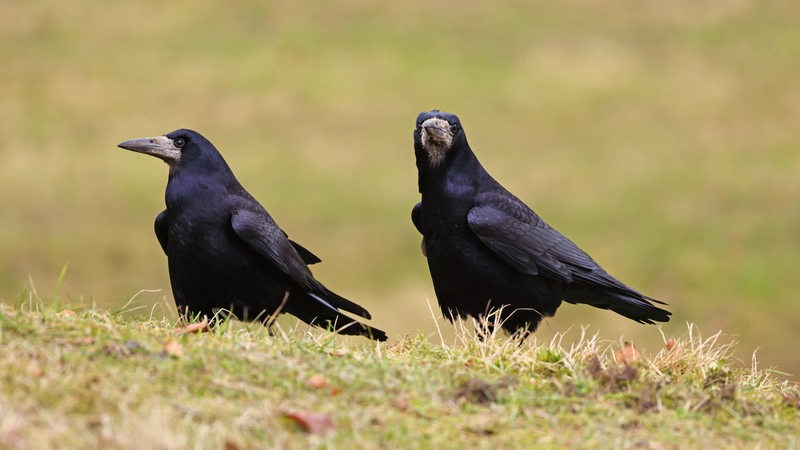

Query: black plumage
[411,110,671,335]
[118,129,386,341]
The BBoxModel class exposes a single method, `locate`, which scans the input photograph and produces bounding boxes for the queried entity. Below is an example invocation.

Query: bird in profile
[411,110,671,337]
[118,129,386,341]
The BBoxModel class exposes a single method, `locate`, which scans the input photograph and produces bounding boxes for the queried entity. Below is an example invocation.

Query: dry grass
[1,0,799,377]
[0,301,797,449]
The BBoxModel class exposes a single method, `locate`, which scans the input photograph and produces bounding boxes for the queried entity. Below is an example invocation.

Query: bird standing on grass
[411,110,671,336]
[118,129,386,341]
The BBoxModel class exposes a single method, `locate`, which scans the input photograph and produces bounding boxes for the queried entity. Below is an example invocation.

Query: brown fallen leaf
[393,395,410,412]
[307,373,328,389]
[283,411,335,435]
[223,440,240,450]
[27,363,44,377]
[173,319,210,334]
[58,309,77,318]
[614,341,639,364]
[328,349,349,358]
[163,339,184,357]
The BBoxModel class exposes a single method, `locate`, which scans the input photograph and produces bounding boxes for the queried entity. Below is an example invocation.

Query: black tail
[605,291,671,324]
[288,291,387,341]
[320,288,373,320]
[306,279,373,319]
[565,286,671,324]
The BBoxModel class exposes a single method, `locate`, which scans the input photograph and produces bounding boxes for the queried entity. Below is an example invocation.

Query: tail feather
[290,291,387,341]
[607,292,671,324]
[306,279,372,319]
[321,289,373,319]
[565,286,671,324]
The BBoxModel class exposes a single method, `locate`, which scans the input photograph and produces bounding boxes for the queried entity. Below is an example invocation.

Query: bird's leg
[512,328,532,347]
[263,291,290,331]
[475,315,496,341]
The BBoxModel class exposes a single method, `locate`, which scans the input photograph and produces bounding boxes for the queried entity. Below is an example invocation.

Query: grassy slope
[1,303,797,449]
[2,1,800,375]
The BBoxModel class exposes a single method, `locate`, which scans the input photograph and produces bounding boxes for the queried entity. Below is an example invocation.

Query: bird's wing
[231,208,316,288]
[286,235,322,265]
[154,209,169,255]
[411,202,423,234]
[467,192,599,283]
[231,208,373,318]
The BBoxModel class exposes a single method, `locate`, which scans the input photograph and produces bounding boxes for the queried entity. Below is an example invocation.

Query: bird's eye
[174,138,185,148]
[450,123,459,133]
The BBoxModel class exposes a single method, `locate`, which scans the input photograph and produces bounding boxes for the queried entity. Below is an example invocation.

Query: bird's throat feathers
[423,140,450,168]
[416,142,486,197]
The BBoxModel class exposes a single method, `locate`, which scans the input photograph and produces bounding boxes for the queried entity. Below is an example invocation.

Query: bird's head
[118,129,221,168]
[413,110,465,168]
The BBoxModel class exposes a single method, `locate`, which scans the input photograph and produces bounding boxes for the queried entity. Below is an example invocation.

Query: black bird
[118,129,386,341]
[411,110,671,336]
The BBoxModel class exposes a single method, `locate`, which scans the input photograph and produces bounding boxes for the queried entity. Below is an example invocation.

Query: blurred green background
[2,1,798,377]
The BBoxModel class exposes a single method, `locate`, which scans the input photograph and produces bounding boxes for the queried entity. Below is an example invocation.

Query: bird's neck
[165,166,241,211]
[418,146,488,196]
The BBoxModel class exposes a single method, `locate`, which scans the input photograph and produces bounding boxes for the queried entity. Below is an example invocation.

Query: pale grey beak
[421,117,451,141]
[118,135,181,165]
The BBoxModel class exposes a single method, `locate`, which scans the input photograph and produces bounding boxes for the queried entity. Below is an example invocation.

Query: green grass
[1,302,797,449]
[2,1,800,377]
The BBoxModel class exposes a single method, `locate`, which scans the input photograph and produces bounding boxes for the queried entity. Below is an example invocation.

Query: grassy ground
[1,301,797,449]
[2,1,800,376]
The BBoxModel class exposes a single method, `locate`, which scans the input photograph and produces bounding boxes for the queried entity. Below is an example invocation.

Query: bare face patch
[420,117,454,167]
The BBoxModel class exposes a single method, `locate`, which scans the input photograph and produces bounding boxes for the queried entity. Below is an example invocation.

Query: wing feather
[467,192,600,283]
[231,209,316,289]
[231,208,371,319]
